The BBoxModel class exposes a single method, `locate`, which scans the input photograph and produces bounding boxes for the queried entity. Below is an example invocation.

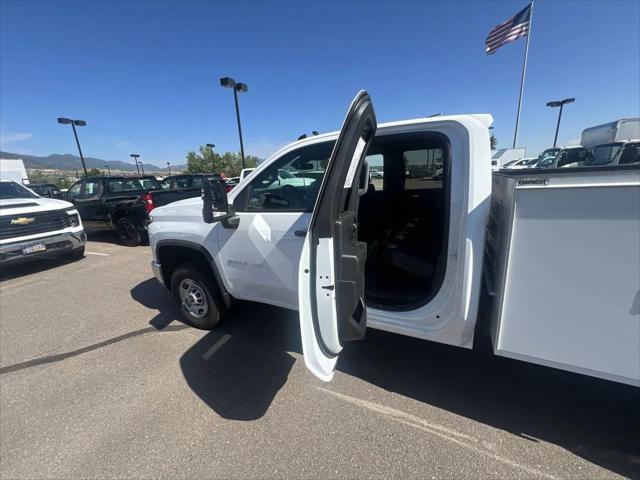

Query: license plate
[22,242,46,255]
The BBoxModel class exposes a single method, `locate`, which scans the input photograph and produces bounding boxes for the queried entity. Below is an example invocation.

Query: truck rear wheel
[170,261,222,330]
[117,217,142,246]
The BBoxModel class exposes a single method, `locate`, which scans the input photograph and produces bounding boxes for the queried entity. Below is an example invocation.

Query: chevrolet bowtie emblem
[11,217,35,225]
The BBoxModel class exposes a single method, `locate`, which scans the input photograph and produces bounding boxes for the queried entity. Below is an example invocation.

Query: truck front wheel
[170,261,222,329]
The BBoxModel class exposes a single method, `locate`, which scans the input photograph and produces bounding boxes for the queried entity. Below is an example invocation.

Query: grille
[0,209,70,241]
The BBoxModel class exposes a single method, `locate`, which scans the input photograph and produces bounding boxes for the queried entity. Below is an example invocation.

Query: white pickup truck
[148,92,640,386]
[0,179,86,265]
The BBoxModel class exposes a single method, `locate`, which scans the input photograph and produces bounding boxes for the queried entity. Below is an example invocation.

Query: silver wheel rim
[179,279,208,318]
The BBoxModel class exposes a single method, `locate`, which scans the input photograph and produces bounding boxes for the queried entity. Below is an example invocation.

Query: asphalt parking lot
[1,234,639,479]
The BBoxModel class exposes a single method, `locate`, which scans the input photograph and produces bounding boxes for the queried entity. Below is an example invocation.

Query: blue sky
[1,0,638,166]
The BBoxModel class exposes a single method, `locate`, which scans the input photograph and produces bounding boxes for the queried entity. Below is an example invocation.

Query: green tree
[490,134,498,150]
[85,167,102,177]
[186,146,258,177]
[27,169,76,189]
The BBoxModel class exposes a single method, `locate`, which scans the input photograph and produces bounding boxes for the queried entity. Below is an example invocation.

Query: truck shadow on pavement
[133,279,640,478]
[0,255,85,282]
[130,278,184,330]
[179,302,298,421]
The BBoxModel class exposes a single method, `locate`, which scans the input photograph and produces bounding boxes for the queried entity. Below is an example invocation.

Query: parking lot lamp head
[220,77,236,89]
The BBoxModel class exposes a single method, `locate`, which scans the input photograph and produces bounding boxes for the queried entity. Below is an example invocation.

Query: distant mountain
[0,151,186,173]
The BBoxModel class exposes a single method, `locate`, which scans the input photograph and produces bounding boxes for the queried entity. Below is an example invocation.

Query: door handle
[294,230,307,237]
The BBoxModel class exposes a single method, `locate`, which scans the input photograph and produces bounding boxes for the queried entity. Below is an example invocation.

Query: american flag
[485,4,532,55]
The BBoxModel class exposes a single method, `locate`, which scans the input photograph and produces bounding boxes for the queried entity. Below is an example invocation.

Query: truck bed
[486,165,640,386]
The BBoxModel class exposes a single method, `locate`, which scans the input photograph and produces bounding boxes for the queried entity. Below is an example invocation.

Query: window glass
[29,185,49,195]
[558,148,589,167]
[404,148,445,189]
[246,141,335,211]
[588,143,623,165]
[0,181,38,199]
[366,153,384,189]
[175,177,190,188]
[107,179,147,193]
[191,177,204,188]
[67,182,82,198]
[82,180,100,197]
[138,178,163,190]
[619,144,640,165]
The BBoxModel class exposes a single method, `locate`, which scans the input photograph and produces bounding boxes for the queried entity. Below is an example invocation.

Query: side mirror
[358,160,370,196]
[202,178,232,224]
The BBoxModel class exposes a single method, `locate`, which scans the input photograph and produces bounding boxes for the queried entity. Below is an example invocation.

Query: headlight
[68,213,80,227]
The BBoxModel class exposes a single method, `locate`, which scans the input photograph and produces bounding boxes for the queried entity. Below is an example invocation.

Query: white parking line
[316,387,558,480]
[0,278,36,290]
[85,251,110,256]
[0,279,47,291]
[202,334,231,360]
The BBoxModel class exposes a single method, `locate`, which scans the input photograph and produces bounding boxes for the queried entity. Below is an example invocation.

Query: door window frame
[80,179,102,199]
[234,140,336,213]
[67,181,83,200]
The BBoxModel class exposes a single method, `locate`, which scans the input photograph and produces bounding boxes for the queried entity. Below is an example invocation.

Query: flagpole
[512,1,534,148]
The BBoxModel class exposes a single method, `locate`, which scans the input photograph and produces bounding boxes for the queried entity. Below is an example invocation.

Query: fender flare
[155,239,232,308]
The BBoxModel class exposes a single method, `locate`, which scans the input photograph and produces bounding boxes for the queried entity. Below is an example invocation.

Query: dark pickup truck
[160,174,220,190]
[65,176,209,246]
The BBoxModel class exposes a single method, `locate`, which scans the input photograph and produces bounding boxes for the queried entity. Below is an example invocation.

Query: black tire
[117,217,142,246]
[170,260,222,330]
[63,246,85,261]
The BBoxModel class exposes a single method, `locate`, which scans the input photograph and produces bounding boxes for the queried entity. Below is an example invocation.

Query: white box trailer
[580,118,640,149]
[487,167,640,385]
[0,158,29,184]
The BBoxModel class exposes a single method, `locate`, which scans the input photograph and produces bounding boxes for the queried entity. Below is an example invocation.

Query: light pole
[74,168,79,180]
[546,98,575,148]
[57,118,88,176]
[206,143,216,173]
[130,154,141,175]
[220,77,248,169]
[104,164,111,175]
[166,162,171,175]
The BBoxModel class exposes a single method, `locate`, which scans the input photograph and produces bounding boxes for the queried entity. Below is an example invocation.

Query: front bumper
[151,260,166,288]
[0,231,86,265]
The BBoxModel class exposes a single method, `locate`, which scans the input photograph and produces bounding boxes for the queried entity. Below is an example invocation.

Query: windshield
[107,178,161,193]
[538,148,560,161]
[523,158,538,165]
[588,143,623,165]
[138,177,163,190]
[0,181,39,199]
[558,148,590,167]
[29,185,49,194]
